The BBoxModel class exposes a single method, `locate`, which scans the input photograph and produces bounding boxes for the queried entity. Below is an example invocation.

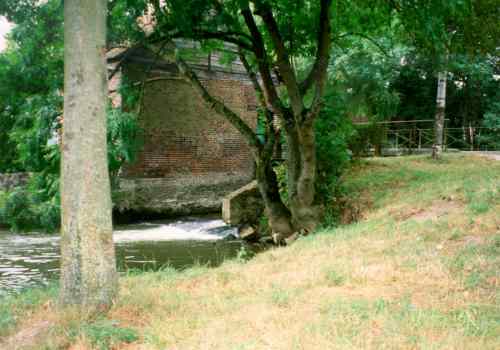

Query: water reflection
[0,217,245,296]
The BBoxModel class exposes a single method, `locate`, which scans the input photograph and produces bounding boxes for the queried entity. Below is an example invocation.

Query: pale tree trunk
[60,0,118,311]
[433,71,447,159]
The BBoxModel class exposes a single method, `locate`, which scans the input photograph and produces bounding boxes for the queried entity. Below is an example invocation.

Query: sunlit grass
[2,154,499,349]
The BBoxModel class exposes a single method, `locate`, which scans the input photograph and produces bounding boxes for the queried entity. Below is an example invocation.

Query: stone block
[238,224,259,242]
[222,180,264,226]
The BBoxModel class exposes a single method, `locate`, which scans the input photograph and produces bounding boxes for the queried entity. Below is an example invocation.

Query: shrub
[0,105,141,233]
[477,102,500,150]
[1,188,38,232]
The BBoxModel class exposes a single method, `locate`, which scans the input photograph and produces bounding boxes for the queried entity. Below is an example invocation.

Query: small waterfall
[0,217,244,296]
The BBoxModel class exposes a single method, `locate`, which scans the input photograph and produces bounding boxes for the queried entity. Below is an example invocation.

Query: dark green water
[0,217,248,296]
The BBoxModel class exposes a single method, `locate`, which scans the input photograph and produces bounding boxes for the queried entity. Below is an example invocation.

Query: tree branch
[299,0,333,96]
[240,6,289,121]
[336,32,391,58]
[174,47,261,153]
[169,30,254,51]
[303,0,333,120]
[252,0,304,116]
[238,48,277,160]
[238,49,266,110]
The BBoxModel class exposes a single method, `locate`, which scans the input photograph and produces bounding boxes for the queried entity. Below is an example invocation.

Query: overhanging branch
[336,32,392,58]
[174,30,253,51]
[174,47,261,153]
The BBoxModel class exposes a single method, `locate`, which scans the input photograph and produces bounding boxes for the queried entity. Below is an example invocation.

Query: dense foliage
[0,0,142,232]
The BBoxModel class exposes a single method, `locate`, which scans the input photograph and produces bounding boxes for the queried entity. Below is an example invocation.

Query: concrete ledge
[115,173,253,216]
[222,180,263,226]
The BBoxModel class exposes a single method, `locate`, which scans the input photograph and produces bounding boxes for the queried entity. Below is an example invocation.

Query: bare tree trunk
[60,0,118,311]
[433,71,447,159]
[287,121,320,233]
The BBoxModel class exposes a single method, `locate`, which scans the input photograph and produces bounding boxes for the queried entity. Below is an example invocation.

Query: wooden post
[418,129,422,150]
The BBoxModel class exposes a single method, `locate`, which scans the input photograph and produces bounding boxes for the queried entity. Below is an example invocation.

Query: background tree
[390,0,500,158]
[0,0,141,233]
[60,0,117,310]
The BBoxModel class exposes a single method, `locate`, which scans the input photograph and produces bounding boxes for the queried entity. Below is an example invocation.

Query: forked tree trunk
[175,48,296,240]
[172,0,333,242]
[286,121,320,233]
[433,71,447,159]
[60,0,118,311]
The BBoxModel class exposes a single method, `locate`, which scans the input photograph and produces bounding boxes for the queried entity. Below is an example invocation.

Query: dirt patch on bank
[0,319,53,350]
[411,200,463,222]
[338,191,373,224]
[393,199,463,222]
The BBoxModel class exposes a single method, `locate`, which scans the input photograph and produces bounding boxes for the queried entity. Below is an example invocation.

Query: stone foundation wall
[116,173,253,216]
[0,173,30,192]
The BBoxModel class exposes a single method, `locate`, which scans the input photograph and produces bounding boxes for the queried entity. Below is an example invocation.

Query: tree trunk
[171,0,333,242]
[60,0,118,311]
[282,118,320,234]
[287,121,320,233]
[255,159,294,240]
[433,70,447,159]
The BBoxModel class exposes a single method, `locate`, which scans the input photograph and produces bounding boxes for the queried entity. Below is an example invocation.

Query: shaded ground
[1,154,499,349]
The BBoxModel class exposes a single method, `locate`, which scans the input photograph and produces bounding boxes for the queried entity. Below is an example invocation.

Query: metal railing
[383,127,499,153]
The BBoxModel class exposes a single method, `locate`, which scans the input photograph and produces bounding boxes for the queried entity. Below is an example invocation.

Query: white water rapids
[0,217,243,296]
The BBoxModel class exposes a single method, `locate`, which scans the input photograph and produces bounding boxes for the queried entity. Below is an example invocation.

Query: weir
[0,217,248,296]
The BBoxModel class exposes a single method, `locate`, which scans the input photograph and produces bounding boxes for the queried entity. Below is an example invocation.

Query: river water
[0,217,247,296]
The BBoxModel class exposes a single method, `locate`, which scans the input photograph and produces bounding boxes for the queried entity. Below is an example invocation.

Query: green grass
[2,154,499,349]
[77,319,139,350]
[0,283,58,337]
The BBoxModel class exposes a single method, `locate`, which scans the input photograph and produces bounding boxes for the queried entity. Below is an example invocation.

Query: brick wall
[118,61,258,215]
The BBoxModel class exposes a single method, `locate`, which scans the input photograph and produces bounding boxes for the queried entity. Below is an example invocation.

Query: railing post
[444,128,447,151]
[418,129,422,150]
[469,123,474,151]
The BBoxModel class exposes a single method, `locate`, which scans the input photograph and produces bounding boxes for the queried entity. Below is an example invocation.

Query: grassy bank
[1,154,499,349]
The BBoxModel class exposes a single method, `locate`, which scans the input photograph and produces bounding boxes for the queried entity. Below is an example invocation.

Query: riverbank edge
[1,154,499,349]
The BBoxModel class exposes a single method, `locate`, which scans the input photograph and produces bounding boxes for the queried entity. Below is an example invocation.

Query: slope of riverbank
[1,154,499,349]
